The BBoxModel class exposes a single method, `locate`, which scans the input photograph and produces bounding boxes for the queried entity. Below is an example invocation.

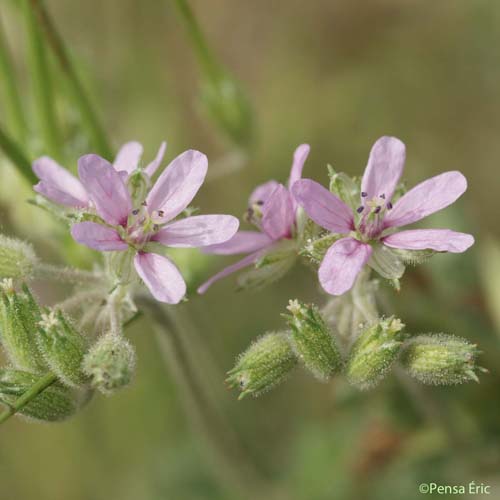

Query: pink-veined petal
[134,252,186,304]
[197,250,265,294]
[33,156,89,207]
[146,149,207,222]
[319,237,372,295]
[292,179,354,233]
[288,143,310,189]
[361,136,406,203]
[70,222,128,251]
[383,171,467,229]
[383,229,474,253]
[144,141,167,177]
[203,230,273,255]
[113,141,143,174]
[249,180,280,206]
[152,214,239,248]
[78,154,132,225]
[261,184,295,240]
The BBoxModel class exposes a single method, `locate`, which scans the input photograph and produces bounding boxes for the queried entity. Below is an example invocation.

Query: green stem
[0,372,57,425]
[0,13,28,142]
[22,0,62,161]
[29,0,112,159]
[172,0,223,83]
[0,124,37,184]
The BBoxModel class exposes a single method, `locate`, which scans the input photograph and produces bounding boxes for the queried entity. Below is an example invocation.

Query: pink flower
[34,146,239,304]
[197,144,310,294]
[292,136,474,296]
[32,141,166,208]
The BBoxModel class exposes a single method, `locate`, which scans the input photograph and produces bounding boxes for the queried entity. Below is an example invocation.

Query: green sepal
[368,243,405,280]
[346,316,406,390]
[285,300,343,380]
[227,332,296,399]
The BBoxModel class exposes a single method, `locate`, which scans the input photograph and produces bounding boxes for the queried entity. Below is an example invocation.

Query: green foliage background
[0,1,499,499]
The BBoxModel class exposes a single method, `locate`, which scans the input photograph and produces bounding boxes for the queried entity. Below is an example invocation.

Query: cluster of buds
[228,300,483,399]
[0,232,138,422]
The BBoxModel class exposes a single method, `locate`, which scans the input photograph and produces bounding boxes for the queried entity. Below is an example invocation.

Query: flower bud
[0,282,48,372]
[346,317,406,390]
[0,235,37,280]
[0,369,79,422]
[227,332,296,399]
[82,333,136,395]
[285,300,343,380]
[400,334,483,385]
[201,72,254,149]
[37,310,88,387]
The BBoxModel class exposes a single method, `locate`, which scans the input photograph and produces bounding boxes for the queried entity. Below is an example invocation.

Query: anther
[157,210,164,217]
[356,206,364,214]
[153,224,160,231]
[374,206,382,214]
[141,201,148,207]
[255,200,264,206]
[386,202,393,210]
[131,209,140,216]
[380,193,386,199]
[361,192,368,198]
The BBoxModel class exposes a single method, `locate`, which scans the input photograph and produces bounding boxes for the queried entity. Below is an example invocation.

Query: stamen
[157,210,164,217]
[356,206,364,214]
[153,224,160,231]
[374,206,382,214]
[255,200,264,206]
[387,201,393,210]
[132,209,140,216]
[141,201,148,207]
[380,193,386,199]
[361,192,367,198]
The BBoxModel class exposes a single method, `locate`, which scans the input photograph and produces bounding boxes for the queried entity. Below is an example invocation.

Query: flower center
[121,202,161,249]
[355,193,393,240]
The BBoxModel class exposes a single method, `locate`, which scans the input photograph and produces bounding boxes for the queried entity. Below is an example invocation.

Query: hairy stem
[34,263,105,285]
[29,0,112,159]
[0,372,58,425]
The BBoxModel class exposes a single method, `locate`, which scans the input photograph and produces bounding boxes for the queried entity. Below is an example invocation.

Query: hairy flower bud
[0,369,79,422]
[227,332,296,399]
[82,333,136,395]
[0,235,37,280]
[37,310,88,387]
[0,282,48,372]
[285,300,343,380]
[346,317,406,390]
[400,334,483,385]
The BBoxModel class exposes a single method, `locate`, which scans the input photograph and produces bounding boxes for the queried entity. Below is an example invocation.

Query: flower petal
[261,184,295,240]
[78,154,132,225]
[134,252,186,304]
[70,222,128,251]
[288,143,310,189]
[113,141,143,174]
[203,230,273,255]
[249,180,280,205]
[146,150,208,222]
[153,215,239,248]
[33,156,89,207]
[319,237,372,295]
[383,171,467,229]
[144,141,167,177]
[197,250,265,294]
[361,136,406,203]
[383,229,474,253]
[292,179,354,233]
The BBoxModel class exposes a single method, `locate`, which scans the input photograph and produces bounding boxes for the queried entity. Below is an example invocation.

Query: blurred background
[1,1,500,499]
